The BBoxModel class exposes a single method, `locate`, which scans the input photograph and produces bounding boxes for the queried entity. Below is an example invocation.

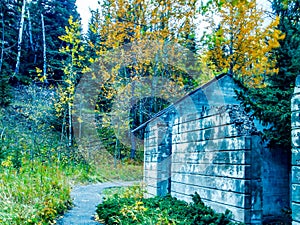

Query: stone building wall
[142,74,290,224]
[171,105,262,223]
[143,113,174,197]
[291,75,300,225]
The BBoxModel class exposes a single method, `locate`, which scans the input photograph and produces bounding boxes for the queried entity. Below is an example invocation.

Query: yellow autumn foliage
[201,0,285,87]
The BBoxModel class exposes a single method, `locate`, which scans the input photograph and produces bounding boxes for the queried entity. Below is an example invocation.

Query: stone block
[293,148,300,166]
[171,181,250,208]
[292,203,300,223]
[292,166,300,184]
[172,150,249,165]
[171,172,250,193]
[292,184,300,203]
[292,112,300,128]
[171,162,248,179]
[291,95,300,112]
[291,130,300,148]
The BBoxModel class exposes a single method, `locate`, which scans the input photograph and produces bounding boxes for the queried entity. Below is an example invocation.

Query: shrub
[96,185,241,225]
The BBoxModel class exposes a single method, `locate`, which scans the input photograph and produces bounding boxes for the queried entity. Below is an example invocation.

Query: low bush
[96,185,241,225]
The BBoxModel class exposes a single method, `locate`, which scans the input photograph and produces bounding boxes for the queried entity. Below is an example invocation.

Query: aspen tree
[14,0,26,77]
[56,16,87,147]
[201,0,285,87]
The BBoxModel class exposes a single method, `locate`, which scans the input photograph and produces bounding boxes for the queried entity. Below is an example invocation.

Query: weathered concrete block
[292,166,300,184]
[143,177,159,187]
[292,112,300,128]
[292,130,300,148]
[292,203,300,223]
[173,124,239,143]
[291,94,300,112]
[144,162,158,171]
[173,136,250,152]
[201,199,251,223]
[292,148,300,166]
[146,185,161,196]
[171,172,250,193]
[178,113,232,133]
[158,179,171,196]
[172,150,249,165]
[171,162,248,178]
[292,184,300,203]
[171,181,250,208]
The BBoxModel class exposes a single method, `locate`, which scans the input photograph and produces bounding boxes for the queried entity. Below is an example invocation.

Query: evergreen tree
[236,0,300,149]
[18,0,80,82]
[0,0,20,105]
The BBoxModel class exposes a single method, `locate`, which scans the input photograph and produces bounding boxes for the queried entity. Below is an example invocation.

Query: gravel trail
[56,181,137,225]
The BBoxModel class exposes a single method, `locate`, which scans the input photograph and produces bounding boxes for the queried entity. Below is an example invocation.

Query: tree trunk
[68,96,72,147]
[0,10,4,74]
[114,127,120,168]
[41,13,47,82]
[27,9,34,51]
[130,81,136,159]
[14,0,26,77]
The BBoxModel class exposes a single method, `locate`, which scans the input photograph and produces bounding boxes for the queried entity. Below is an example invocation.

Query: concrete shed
[133,74,291,224]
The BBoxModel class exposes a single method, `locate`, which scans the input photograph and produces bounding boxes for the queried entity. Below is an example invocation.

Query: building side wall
[291,75,300,225]
[262,147,290,219]
[144,118,173,197]
[170,106,262,224]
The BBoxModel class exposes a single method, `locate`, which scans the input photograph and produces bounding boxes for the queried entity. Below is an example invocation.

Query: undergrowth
[0,85,143,224]
[0,161,71,224]
[96,185,241,225]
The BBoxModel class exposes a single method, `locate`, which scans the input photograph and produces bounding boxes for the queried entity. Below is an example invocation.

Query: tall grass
[0,161,71,224]
[0,84,143,224]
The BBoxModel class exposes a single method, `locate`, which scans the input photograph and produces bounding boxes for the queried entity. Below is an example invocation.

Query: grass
[0,161,71,225]
[0,84,143,224]
[0,157,143,224]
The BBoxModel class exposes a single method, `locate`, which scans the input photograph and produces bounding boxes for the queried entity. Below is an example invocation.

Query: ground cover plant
[96,185,241,225]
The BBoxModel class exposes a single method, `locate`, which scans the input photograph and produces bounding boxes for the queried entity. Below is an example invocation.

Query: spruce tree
[18,0,80,83]
[236,0,300,149]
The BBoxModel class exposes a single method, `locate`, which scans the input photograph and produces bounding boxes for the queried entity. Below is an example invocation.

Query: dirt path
[56,181,138,225]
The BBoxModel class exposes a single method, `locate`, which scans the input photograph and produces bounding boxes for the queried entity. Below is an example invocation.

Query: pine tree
[0,0,19,105]
[236,0,300,149]
[18,0,80,82]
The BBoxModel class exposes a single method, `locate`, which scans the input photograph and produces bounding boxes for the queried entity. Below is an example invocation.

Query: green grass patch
[0,161,71,225]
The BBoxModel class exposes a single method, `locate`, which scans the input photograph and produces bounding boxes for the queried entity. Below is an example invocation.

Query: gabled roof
[131,73,229,133]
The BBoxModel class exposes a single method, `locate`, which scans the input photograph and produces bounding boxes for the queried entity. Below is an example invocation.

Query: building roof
[131,73,229,133]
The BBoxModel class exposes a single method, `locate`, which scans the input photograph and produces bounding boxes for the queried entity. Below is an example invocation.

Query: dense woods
[1,0,297,153]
